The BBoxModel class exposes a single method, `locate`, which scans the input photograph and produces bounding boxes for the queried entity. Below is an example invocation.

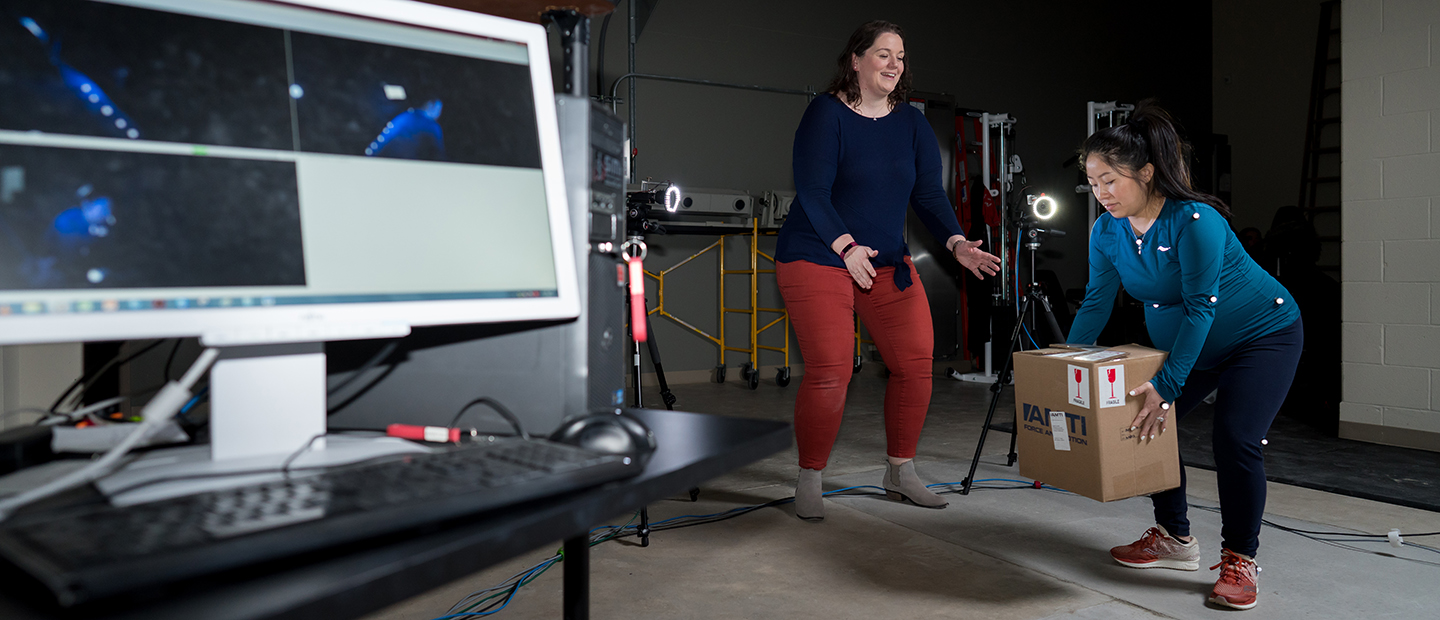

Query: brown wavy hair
[825,20,911,110]
[1078,99,1232,219]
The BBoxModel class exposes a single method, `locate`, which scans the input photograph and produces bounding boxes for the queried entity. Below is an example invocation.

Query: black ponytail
[1078,99,1231,218]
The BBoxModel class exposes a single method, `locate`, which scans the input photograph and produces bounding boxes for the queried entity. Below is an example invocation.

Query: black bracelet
[841,241,859,258]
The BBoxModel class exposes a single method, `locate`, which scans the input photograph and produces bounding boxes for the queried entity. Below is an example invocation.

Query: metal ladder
[1297,0,1342,277]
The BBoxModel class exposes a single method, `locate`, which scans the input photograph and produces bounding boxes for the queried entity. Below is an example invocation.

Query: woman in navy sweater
[1069,102,1302,611]
[775,21,999,522]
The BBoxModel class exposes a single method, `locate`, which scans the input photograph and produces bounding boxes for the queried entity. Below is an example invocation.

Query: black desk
[0,409,791,620]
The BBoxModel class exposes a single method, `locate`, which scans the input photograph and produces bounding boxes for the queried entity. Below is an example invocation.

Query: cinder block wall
[1339,0,1440,452]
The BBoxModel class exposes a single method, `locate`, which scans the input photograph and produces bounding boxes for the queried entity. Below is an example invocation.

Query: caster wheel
[740,362,753,379]
[776,366,791,387]
[715,365,726,383]
[740,362,758,389]
[852,355,863,374]
[748,370,760,390]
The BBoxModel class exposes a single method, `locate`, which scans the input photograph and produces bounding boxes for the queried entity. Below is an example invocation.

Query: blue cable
[432,478,1072,617]
[179,385,209,414]
[1021,323,1041,350]
[431,559,554,619]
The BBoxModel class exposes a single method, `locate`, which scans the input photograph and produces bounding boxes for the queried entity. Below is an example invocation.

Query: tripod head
[1021,223,1065,250]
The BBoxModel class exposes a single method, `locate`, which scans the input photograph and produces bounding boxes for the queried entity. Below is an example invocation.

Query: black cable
[449,398,530,440]
[474,586,516,614]
[99,432,397,498]
[595,12,611,96]
[48,339,167,413]
[327,341,399,396]
[282,433,329,478]
[162,338,183,382]
[1276,526,1440,538]
[327,361,398,415]
[1189,503,1440,566]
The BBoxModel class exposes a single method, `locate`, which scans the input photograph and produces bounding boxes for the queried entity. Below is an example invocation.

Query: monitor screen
[0,0,578,347]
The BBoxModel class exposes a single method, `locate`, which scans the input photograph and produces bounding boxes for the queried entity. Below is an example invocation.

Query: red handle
[386,423,460,443]
[629,256,647,342]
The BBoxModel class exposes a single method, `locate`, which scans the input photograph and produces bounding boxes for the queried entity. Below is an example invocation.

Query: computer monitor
[0,0,578,485]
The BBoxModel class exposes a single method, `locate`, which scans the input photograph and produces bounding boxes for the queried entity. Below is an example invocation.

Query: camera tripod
[960,222,1065,495]
[622,235,695,547]
[625,236,678,413]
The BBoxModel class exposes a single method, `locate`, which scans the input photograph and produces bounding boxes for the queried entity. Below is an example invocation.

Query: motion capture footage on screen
[0,0,557,317]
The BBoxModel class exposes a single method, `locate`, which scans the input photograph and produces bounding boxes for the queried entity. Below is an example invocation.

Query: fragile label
[1049,410,1071,451]
[1098,364,1125,408]
[1067,364,1090,408]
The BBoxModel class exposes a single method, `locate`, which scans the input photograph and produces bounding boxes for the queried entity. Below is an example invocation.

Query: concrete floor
[362,364,1440,619]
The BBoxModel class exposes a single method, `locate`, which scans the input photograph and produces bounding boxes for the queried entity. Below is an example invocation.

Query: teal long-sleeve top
[1067,199,1300,403]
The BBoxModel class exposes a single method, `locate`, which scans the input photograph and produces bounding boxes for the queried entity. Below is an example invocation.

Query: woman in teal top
[1067,102,1302,612]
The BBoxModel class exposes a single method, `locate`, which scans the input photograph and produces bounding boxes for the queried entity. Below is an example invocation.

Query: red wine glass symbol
[1107,368,1117,398]
[1074,368,1082,399]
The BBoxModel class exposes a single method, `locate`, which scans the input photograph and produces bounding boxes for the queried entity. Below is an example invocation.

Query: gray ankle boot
[794,468,824,521]
[883,460,948,508]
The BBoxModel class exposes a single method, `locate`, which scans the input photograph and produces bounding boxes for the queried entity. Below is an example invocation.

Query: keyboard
[0,438,638,606]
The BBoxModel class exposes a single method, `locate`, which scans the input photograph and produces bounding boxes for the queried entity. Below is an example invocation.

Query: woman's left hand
[1128,381,1170,441]
[950,237,1001,279]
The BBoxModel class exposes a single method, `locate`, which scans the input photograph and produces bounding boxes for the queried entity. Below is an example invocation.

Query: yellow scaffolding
[643,217,790,389]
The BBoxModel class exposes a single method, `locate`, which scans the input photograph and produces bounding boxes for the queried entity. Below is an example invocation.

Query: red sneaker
[1109,525,1200,570]
[1208,549,1260,610]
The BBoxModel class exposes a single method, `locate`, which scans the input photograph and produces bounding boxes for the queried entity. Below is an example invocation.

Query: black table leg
[562,536,589,620]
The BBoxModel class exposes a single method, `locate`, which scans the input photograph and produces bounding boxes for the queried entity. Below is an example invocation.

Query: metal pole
[627,0,636,183]
[562,535,589,620]
[1086,102,1097,241]
[980,113,991,194]
[997,119,1010,305]
[609,73,817,108]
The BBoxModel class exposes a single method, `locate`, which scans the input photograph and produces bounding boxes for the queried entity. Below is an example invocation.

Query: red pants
[776,258,935,470]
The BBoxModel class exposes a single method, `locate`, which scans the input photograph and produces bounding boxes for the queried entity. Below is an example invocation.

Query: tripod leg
[1007,420,1019,466]
[1033,290,1067,344]
[963,295,1032,495]
[1006,290,1060,468]
[638,506,651,547]
[642,301,677,410]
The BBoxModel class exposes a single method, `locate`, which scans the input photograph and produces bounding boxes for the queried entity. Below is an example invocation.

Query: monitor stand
[95,342,430,506]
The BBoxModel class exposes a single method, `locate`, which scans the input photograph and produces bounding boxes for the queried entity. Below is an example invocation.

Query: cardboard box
[1012,344,1180,502]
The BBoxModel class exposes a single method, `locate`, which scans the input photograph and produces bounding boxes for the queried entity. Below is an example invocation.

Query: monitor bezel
[0,0,580,346]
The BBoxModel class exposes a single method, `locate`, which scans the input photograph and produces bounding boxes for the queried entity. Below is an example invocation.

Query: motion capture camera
[1021,194,1065,249]
[625,180,681,236]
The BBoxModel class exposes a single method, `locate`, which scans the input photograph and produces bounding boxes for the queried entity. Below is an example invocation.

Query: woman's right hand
[843,244,879,289]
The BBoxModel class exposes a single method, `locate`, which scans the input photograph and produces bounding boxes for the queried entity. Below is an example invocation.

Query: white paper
[1074,350,1127,362]
[1049,410,1071,451]
[1099,364,1126,408]
[1067,364,1090,408]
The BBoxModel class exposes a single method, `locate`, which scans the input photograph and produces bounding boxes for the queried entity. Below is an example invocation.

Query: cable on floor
[431,479,1054,618]
[435,476,1439,617]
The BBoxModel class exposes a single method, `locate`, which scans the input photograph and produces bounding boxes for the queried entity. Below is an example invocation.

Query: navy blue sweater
[776,94,966,289]
[1068,199,1300,402]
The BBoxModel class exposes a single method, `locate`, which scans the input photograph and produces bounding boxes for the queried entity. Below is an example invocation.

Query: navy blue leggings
[1152,316,1303,558]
